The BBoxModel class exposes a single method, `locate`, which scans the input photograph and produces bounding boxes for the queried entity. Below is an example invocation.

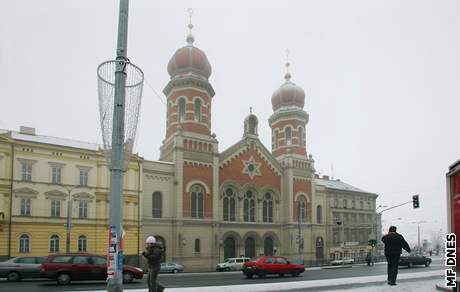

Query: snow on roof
[315,177,374,195]
[5,129,101,151]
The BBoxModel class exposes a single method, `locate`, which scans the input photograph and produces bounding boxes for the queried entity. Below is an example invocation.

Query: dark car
[160,262,184,273]
[40,253,143,285]
[242,256,305,279]
[399,253,432,268]
[0,256,46,281]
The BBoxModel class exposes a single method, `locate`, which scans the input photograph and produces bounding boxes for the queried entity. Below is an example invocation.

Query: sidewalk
[73,270,447,292]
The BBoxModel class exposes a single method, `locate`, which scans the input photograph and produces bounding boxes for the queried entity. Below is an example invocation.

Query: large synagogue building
[140,24,378,271]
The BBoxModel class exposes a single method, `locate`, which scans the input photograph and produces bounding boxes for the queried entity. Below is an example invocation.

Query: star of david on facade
[242,156,261,179]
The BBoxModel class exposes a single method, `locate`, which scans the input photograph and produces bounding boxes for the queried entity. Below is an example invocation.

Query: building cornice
[163,76,215,97]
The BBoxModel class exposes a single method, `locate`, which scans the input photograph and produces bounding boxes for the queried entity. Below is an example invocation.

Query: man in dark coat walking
[381,226,411,285]
[142,236,165,292]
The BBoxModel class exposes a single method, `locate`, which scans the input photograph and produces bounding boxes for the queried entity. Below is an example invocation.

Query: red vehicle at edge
[40,253,143,285]
[242,256,305,278]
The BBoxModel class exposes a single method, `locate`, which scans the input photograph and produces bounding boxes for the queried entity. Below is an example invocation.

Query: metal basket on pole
[97,1,143,291]
[97,59,144,169]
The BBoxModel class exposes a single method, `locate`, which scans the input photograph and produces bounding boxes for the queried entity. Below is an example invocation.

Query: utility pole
[97,1,143,292]
[418,224,420,249]
[108,1,129,291]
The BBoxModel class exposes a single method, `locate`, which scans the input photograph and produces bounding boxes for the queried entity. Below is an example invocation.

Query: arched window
[244,190,255,222]
[247,116,257,135]
[343,199,347,209]
[194,98,202,122]
[178,98,186,122]
[167,102,172,126]
[19,234,29,253]
[285,127,292,145]
[224,237,236,259]
[263,192,273,223]
[298,196,306,222]
[316,205,322,224]
[223,188,236,221]
[50,234,60,253]
[78,235,87,252]
[297,127,303,146]
[191,184,205,218]
[360,201,364,209]
[264,237,274,256]
[274,130,279,149]
[194,238,200,253]
[152,192,162,218]
[245,237,255,258]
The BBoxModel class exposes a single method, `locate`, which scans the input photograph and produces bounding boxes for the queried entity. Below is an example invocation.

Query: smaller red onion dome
[271,69,305,111]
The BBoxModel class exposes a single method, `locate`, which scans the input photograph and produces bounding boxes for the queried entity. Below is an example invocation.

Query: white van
[216,257,251,271]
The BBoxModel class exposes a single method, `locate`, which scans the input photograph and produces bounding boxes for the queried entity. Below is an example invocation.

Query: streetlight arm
[377,201,412,214]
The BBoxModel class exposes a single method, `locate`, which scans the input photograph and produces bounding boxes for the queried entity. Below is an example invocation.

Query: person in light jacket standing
[381,226,411,285]
[142,236,165,292]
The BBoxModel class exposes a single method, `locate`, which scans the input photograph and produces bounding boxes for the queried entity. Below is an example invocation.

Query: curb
[321,265,353,269]
[436,284,454,292]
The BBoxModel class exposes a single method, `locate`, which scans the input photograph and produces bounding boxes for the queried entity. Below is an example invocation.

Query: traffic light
[412,195,420,209]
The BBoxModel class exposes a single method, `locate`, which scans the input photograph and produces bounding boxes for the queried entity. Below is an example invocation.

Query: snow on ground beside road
[72,270,445,292]
[338,278,443,291]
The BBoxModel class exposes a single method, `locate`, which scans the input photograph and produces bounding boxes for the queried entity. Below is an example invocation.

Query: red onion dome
[271,71,305,111]
[167,33,212,80]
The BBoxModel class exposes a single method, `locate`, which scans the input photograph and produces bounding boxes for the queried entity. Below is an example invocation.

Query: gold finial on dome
[285,49,291,81]
[186,8,195,45]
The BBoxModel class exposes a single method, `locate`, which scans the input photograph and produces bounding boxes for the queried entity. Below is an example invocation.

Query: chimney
[19,126,36,135]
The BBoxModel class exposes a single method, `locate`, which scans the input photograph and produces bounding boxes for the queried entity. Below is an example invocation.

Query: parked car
[0,256,46,281]
[216,257,251,272]
[160,262,184,273]
[399,253,432,268]
[40,253,143,285]
[330,257,354,265]
[242,256,305,278]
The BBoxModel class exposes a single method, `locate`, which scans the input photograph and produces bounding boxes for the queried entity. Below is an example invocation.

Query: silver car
[0,256,46,281]
[159,262,184,273]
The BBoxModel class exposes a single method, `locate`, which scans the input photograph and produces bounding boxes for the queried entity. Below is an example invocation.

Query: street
[0,258,444,292]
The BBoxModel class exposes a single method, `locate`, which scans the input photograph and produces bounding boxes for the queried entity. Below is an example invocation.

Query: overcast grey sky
[1,0,459,245]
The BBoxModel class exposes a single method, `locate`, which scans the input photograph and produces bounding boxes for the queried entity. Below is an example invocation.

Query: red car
[40,253,143,285]
[242,256,305,278]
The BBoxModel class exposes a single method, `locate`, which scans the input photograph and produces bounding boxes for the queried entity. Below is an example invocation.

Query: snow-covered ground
[74,270,449,292]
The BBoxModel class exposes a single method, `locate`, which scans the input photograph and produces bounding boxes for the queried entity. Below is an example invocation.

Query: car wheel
[279,273,284,277]
[425,261,430,267]
[408,263,413,268]
[246,274,253,279]
[291,270,300,277]
[123,272,134,283]
[6,271,21,282]
[57,273,71,285]
[224,267,230,272]
[172,269,178,273]
[258,271,267,278]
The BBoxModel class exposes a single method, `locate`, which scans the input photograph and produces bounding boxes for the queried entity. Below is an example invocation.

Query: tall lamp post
[411,220,437,252]
[63,185,81,253]
[97,1,143,291]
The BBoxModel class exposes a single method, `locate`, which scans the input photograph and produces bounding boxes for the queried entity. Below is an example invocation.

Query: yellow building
[0,127,142,263]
